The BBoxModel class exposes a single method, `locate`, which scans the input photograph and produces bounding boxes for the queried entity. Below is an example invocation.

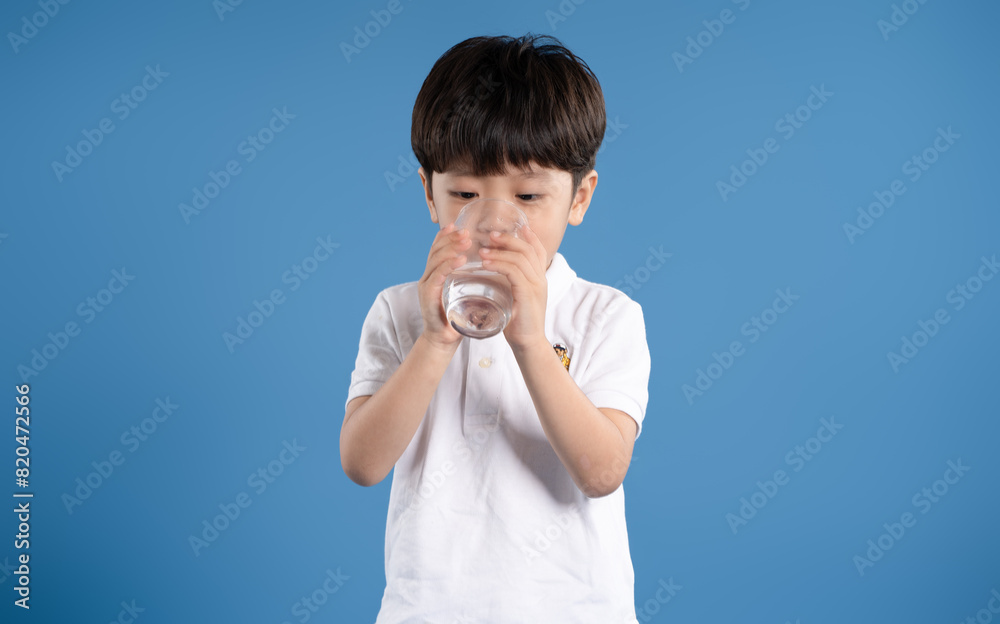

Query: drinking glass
[441,198,528,339]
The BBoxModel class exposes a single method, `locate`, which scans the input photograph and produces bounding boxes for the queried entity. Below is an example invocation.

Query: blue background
[2,0,998,622]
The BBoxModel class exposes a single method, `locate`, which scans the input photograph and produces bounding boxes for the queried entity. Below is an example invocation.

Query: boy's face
[418,162,598,270]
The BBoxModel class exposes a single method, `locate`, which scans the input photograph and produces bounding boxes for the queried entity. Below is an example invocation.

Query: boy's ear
[568,169,598,226]
[418,167,439,223]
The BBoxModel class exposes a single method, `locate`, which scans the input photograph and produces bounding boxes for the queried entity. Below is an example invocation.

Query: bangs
[412,35,605,188]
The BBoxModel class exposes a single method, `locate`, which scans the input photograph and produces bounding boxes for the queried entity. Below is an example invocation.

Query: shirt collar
[545,252,576,309]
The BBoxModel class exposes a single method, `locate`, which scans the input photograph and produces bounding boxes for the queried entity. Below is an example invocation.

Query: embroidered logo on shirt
[553,343,570,372]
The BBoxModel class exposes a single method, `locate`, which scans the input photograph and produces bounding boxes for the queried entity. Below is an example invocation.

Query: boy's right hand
[417,222,471,352]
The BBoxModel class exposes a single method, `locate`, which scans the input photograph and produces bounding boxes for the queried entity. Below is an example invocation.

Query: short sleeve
[345,290,403,410]
[578,295,651,440]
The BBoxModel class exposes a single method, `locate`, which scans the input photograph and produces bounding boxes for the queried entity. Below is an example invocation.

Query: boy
[342,34,651,623]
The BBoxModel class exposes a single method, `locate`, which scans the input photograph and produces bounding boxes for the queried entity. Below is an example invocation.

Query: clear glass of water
[442,198,528,339]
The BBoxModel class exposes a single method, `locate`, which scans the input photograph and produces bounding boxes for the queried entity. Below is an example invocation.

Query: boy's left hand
[479,225,548,352]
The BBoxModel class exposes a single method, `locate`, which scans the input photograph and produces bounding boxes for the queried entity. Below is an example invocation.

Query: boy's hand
[418,223,470,352]
[480,224,549,352]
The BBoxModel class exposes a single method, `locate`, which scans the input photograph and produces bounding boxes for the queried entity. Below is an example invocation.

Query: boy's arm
[340,223,471,487]
[340,335,459,486]
[481,227,648,498]
[511,337,638,498]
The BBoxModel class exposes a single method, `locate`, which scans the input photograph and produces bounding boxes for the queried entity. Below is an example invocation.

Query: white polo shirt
[346,251,651,623]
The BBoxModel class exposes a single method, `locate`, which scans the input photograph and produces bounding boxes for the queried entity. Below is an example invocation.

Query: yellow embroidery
[553,343,570,371]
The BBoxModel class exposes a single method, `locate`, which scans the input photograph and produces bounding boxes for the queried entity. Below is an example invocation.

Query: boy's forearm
[511,337,634,497]
[341,334,458,486]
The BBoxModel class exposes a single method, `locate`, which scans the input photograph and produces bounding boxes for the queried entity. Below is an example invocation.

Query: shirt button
[478,357,492,368]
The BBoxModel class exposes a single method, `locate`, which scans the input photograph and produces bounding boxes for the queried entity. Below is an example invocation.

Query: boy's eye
[516,194,539,201]
[452,191,478,200]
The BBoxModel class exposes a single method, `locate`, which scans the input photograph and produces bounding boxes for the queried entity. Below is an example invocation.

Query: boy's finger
[482,249,535,282]
[427,237,470,273]
[425,230,470,272]
[428,223,453,249]
[429,223,468,251]
[430,253,466,285]
[486,232,542,272]
[487,230,528,250]
[430,245,467,275]
[482,260,531,295]
[523,224,548,265]
[506,226,547,271]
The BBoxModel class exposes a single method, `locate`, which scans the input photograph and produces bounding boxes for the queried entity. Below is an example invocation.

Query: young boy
[342,34,651,623]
